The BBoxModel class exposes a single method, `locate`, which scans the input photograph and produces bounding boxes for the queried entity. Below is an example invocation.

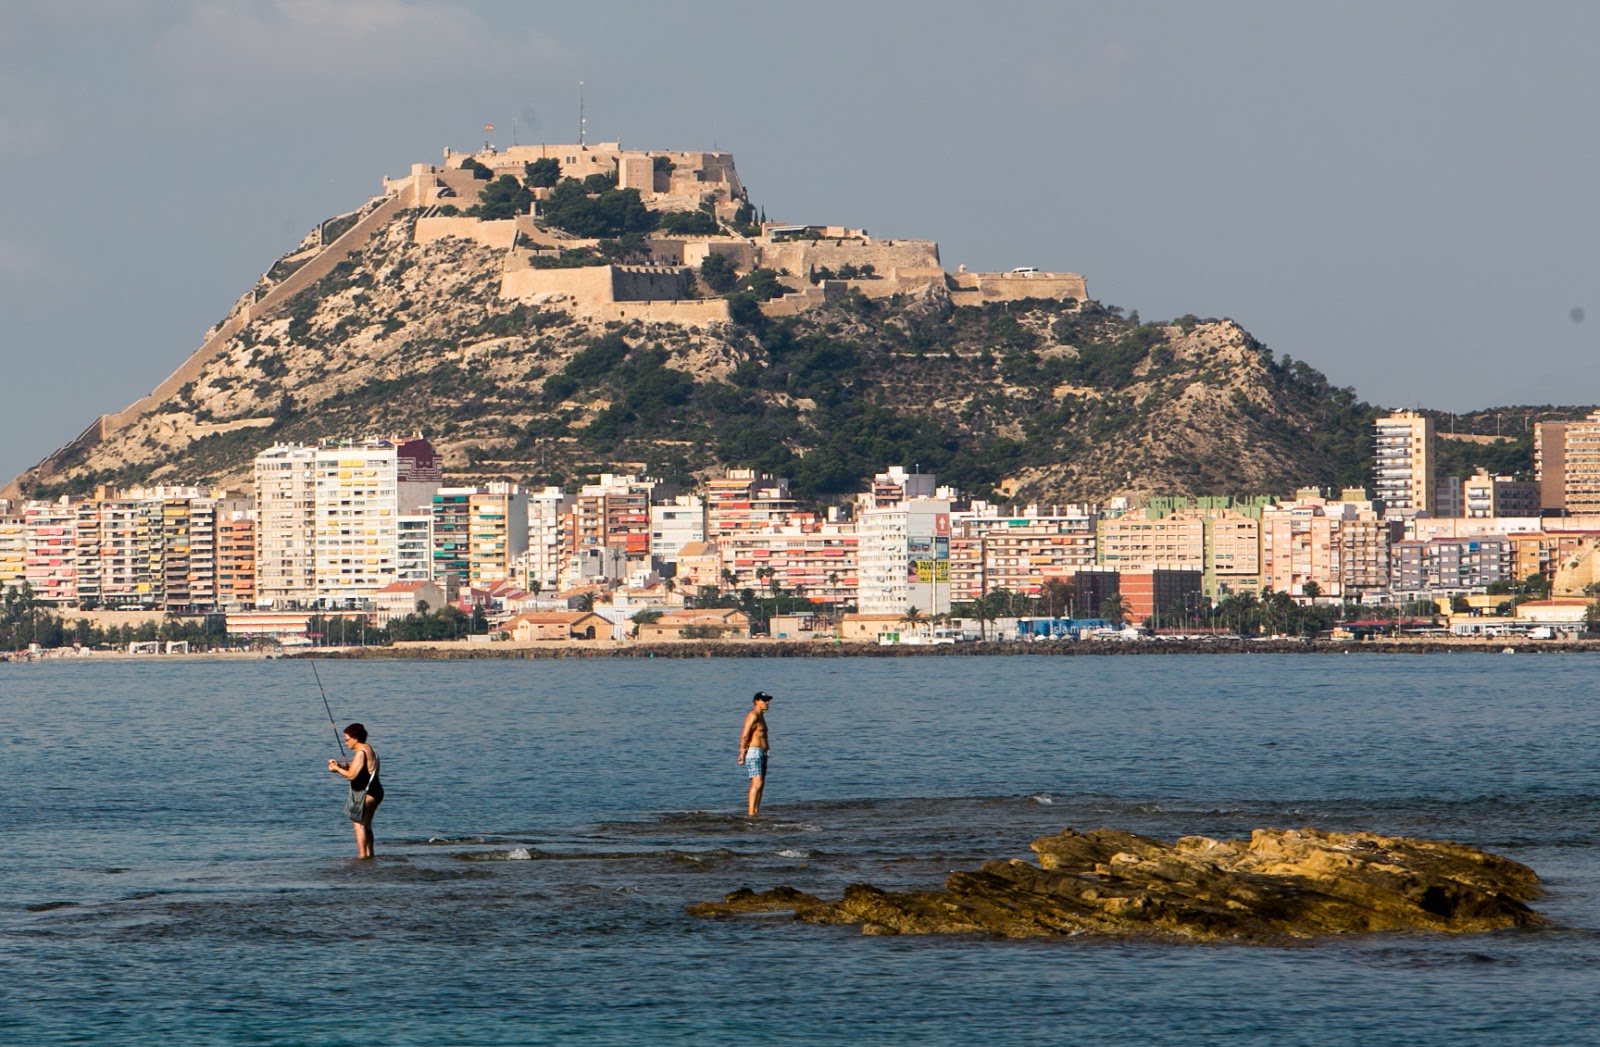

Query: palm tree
[575,591,597,612]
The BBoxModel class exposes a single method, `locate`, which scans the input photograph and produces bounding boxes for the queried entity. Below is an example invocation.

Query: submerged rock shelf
[687,826,1544,942]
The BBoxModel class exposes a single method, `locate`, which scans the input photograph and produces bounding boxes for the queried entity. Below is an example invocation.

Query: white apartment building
[397,514,433,582]
[254,445,318,607]
[524,486,574,592]
[255,440,401,607]
[313,442,399,605]
[857,495,952,615]
[651,494,706,565]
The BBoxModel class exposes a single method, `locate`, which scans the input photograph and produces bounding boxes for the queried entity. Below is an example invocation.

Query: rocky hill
[9,156,1425,505]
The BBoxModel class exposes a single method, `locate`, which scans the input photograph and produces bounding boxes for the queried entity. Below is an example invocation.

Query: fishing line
[312,660,347,758]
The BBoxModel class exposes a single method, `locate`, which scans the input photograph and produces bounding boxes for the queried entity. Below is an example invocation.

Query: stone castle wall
[500,265,690,306]
[757,238,940,280]
[500,265,617,305]
[611,266,692,302]
[414,216,519,250]
[584,299,731,325]
[617,155,654,192]
[949,270,1088,306]
[761,283,844,318]
[499,265,720,324]
[441,143,744,202]
[682,240,757,270]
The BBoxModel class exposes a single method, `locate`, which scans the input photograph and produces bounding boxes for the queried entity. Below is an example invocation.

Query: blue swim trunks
[744,747,767,778]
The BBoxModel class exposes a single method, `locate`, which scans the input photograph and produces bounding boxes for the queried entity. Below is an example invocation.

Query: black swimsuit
[352,755,384,802]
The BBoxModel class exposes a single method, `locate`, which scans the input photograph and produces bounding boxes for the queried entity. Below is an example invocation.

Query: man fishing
[737,691,774,817]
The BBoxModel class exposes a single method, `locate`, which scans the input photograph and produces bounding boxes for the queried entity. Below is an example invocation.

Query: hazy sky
[3,0,1598,484]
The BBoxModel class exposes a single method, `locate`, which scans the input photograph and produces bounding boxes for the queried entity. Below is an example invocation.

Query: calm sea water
[3,653,1598,1045]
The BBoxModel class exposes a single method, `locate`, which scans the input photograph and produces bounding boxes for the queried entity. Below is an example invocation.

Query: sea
[3,652,1598,1046]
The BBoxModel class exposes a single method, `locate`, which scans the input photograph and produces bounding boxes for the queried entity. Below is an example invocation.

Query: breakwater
[292,638,1600,660]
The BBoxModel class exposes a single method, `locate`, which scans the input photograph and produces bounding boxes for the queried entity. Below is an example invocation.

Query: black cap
[753,691,774,702]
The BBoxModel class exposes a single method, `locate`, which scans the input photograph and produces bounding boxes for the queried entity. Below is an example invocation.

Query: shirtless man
[737,691,774,817]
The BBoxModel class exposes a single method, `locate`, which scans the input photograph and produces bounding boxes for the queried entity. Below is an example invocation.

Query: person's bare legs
[354,797,379,858]
[747,774,764,817]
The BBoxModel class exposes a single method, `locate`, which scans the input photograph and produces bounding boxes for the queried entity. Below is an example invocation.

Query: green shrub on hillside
[564,332,632,383]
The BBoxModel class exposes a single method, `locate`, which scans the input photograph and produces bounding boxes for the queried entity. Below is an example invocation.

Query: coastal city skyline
[6,3,1600,487]
[9,406,1600,646]
[10,10,1600,1041]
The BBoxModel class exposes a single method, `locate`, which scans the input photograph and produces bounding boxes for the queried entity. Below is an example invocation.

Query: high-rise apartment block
[312,442,399,604]
[947,503,1096,602]
[1535,411,1600,515]
[24,498,77,606]
[571,474,656,575]
[466,485,528,588]
[0,508,26,595]
[718,518,858,604]
[430,487,475,587]
[1463,470,1541,518]
[254,444,318,607]
[524,486,575,592]
[216,509,256,609]
[255,439,409,607]
[1373,411,1434,517]
[704,470,796,539]
[857,493,952,615]
[651,495,707,565]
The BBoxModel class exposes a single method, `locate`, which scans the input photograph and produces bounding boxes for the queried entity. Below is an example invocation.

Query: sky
[3,0,1599,485]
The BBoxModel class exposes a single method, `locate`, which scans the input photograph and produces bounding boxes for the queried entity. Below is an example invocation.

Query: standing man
[737,691,774,817]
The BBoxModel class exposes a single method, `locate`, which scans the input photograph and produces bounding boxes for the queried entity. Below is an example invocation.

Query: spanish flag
[484,123,495,132]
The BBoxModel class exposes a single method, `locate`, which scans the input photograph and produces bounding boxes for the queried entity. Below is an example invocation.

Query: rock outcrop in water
[687,827,1544,941]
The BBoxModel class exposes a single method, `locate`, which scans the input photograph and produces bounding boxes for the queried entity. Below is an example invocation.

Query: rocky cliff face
[14,204,1377,503]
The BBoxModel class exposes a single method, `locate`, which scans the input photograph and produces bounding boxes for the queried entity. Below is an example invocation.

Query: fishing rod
[312,660,347,759]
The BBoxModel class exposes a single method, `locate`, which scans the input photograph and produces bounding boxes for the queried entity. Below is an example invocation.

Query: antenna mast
[578,81,586,146]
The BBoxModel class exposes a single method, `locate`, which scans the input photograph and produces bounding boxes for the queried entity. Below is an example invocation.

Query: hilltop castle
[390,140,1088,322]
[3,141,1086,500]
